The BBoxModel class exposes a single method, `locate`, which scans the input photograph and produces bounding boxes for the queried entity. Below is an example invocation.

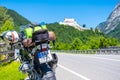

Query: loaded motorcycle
[0,27,58,80]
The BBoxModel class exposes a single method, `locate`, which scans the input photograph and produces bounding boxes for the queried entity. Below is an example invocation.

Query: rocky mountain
[97,1,120,40]
[59,18,87,31]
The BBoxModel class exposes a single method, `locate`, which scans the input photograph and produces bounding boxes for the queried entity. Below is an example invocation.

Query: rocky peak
[59,18,88,31]
[102,1,120,34]
[107,1,120,23]
[96,1,120,41]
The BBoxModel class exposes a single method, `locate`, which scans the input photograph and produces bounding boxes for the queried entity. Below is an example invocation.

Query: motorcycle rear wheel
[42,71,56,80]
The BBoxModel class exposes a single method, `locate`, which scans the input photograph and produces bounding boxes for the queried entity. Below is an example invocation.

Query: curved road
[55,53,120,80]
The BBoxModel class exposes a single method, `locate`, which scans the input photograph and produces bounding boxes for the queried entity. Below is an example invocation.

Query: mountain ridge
[0,6,31,31]
[7,9,31,27]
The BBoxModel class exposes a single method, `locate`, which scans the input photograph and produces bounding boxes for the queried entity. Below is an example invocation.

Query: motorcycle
[17,41,57,80]
[0,29,58,80]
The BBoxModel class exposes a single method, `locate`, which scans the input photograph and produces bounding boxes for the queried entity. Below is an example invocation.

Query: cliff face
[96,1,120,41]
[107,2,120,23]
[97,1,120,34]
[59,18,88,31]
[105,2,120,34]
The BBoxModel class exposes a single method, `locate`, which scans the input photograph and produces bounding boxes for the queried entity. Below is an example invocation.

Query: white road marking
[58,64,91,80]
[80,56,120,62]
[94,57,120,62]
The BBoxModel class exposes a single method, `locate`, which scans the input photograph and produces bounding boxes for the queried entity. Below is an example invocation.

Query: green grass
[0,61,27,80]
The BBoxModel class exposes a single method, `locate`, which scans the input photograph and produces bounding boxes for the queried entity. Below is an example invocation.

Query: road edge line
[58,64,91,80]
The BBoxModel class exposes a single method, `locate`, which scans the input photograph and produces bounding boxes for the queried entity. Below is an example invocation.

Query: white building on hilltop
[59,18,86,30]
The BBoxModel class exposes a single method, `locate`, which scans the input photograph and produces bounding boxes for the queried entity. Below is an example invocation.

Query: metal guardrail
[0,51,14,63]
[0,56,14,63]
[1,42,120,63]
[0,42,14,63]
[52,49,120,55]
[0,50,14,54]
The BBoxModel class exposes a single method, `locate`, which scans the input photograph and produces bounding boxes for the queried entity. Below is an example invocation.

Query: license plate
[37,51,53,64]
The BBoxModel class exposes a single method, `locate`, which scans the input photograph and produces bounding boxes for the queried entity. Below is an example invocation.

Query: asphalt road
[55,53,120,80]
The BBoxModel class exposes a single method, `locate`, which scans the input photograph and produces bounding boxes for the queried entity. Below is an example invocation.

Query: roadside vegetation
[47,23,119,50]
[0,61,26,80]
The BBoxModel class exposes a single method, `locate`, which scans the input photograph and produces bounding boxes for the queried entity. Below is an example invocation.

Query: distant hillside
[0,6,31,31]
[7,9,31,27]
[97,1,120,41]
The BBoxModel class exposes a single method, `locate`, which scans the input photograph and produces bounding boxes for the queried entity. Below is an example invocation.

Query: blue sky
[0,0,119,28]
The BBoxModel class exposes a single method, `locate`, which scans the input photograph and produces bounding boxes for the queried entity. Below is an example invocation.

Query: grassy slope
[0,61,26,80]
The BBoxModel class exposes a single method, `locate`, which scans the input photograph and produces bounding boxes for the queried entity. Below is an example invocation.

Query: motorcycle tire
[42,71,56,80]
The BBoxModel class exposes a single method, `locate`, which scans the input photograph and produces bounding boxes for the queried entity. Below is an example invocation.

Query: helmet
[1,30,20,43]
[40,22,45,26]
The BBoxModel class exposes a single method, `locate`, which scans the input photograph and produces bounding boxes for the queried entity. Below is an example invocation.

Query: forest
[47,23,119,50]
